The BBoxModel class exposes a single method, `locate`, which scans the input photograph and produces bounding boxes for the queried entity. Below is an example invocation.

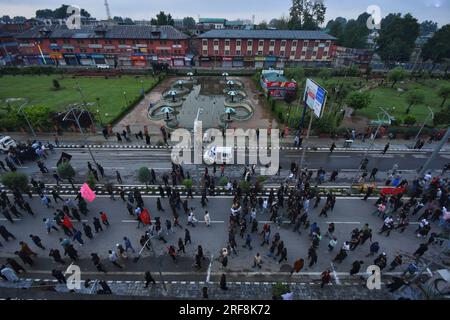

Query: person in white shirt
[204,211,211,227]
[108,250,122,269]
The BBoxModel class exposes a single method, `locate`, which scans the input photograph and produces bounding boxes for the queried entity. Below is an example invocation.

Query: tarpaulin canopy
[80,183,96,202]
[380,187,406,195]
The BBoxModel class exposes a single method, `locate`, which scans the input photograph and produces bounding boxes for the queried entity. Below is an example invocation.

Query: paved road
[7,147,449,187]
[0,194,443,284]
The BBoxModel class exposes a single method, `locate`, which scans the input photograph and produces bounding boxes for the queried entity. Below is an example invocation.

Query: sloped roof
[199,29,336,40]
[16,24,189,40]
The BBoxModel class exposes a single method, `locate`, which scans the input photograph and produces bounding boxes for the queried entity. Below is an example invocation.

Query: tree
[182,17,196,29]
[376,13,420,64]
[182,179,193,189]
[387,67,407,88]
[420,20,438,36]
[57,162,76,188]
[151,11,174,26]
[288,0,326,30]
[1,15,12,23]
[421,24,450,68]
[346,91,372,110]
[326,17,346,41]
[340,14,371,48]
[269,17,289,30]
[257,20,268,30]
[113,16,124,23]
[123,17,134,25]
[1,172,28,192]
[35,9,53,18]
[318,68,331,80]
[438,86,450,108]
[405,90,425,114]
[36,5,91,19]
[87,171,96,190]
[23,105,53,129]
[138,167,151,187]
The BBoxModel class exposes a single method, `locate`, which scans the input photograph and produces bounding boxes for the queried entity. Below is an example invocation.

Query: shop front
[23,55,39,65]
[158,56,172,67]
[232,57,244,68]
[264,56,277,68]
[50,52,65,66]
[61,54,76,66]
[222,56,233,68]
[77,54,94,66]
[131,55,147,67]
[119,56,132,67]
[92,54,106,65]
[243,56,254,68]
[200,56,211,67]
[172,56,185,67]
[105,54,117,67]
[146,55,158,66]
[254,56,265,69]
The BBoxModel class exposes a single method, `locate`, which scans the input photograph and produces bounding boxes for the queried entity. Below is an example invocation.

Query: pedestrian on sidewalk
[330,142,336,153]
[102,128,108,140]
[204,211,211,227]
[242,233,253,250]
[123,237,135,253]
[320,270,332,288]
[145,132,151,145]
[157,197,165,212]
[91,253,107,273]
[29,234,46,250]
[252,252,262,269]
[220,274,228,290]
[96,163,105,178]
[52,269,67,284]
[168,245,177,263]
[83,223,93,240]
[116,171,123,184]
[370,168,378,180]
[308,246,318,267]
[290,258,304,275]
[144,271,156,287]
[382,142,390,154]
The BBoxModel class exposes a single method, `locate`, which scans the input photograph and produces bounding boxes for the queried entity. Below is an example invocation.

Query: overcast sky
[1,0,449,26]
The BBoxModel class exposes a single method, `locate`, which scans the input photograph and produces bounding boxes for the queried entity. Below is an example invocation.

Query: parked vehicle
[0,136,17,152]
[203,146,233,165]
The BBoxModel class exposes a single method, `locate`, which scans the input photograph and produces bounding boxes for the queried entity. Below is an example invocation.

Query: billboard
[304,78,327,118]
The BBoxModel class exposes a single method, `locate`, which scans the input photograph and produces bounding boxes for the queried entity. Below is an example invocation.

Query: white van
[203,146,233,165]
[0,136,17,152]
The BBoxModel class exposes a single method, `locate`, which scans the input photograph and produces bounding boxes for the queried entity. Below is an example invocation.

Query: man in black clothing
[144,271,156,287]
[52,269,67,284]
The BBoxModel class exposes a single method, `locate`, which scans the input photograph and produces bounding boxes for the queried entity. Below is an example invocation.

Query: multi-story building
[333,46,373,72]
[197,29,336,68]
[15,24,190,68]
[0,31,20,65]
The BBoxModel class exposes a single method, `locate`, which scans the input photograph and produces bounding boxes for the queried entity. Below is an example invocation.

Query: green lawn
[356,79,448,124]
[0,75,159,124]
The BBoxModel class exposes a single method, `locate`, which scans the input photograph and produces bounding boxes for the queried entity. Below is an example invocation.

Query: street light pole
[414,106,434,144]
[123,91,128,108]
[15,98,37,138]
[76,82,95,128]
[419,127,450,176]
[63,108,97,164]
[96,98,104,126]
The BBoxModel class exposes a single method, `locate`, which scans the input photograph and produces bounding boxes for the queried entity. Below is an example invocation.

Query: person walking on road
[204,211,211,227]
[0,225,16,241]
[108,250,122,269]
[252,252,262,269]
[413,243,429,258]
[72,229,84,245]
[350,260,364,275]
[100,212,110,227]
[320,270,332,288]
[6,258,26,274]
[308,246,318,267]
[184,229,192,245]
[382,142,390,154]
[144,271,156,287]
[177,238,186,254]
[123,237,135,253]
[116,171,123,184]
[91,253,107,273]
[290,258,304,275]
[220,273,228,290]
[52,269,67,284]
[242,233,253,250]
[168,245,177,263]
[49,249,65,265]
[93,217,103,233]
[29,234,46,250]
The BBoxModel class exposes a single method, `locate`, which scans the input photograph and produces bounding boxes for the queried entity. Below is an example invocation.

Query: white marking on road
[206,254,213,283]
[325,221,361,224]
[412,154,428,159]
[329,155,351,158]
[330,262,340,285]
[369,154,394,158]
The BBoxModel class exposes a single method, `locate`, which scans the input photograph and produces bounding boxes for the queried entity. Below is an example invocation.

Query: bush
[403,116,417,126]
[219,177,228,186]
[137,167,151,186]
[182,178,193,189]
[87,171,96,190]
[239,180,251,193]
[346,91,372,110]
[57,162,75,180]
[1,172,28,192]
[272,283,290,300]
[434,110,450,126]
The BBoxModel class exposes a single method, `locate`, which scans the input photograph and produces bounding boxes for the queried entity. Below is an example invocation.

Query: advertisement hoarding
[304,78,327,118]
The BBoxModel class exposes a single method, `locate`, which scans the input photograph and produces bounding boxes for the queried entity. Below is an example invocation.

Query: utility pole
[419,127,450,176]
[76,82,95,128]
[63,108,97,164]
[13,98,37,138]
[414,106,434,144]
[299,108,314,169]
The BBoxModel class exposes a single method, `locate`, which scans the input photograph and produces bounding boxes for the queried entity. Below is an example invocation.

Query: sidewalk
[0,277,401,300]
[5,131,450,152]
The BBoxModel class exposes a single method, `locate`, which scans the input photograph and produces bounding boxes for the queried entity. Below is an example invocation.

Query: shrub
[403,116,417,126]
[86,171,96,190]
[57,162,76,181]
[346,91,372,110]
[0,172,28,192]
[182,178,193,189]
[239,180,251,193]
[137,167,151,186]
[434,110,450,126]
[272,283,290,300]
[219,177,228,186]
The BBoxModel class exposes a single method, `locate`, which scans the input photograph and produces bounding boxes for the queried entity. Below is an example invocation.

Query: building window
[77,39,84,44]
[304,40,309,47]
[257,50,262,56]
[202,39,208,46]
[80,48,86,53]
[225,40,230,46]
[119,40,125,44]
[247,50,252,55]
[225,50,230,55]
[214,50,219,55]
[314,41,319,47]
[313,51,317,56]
[213,40,219,46]
[270,40,275,47]
[281,40,286,47]
[236,50,241,56]
[258,40,264,46]
[236,40,241,46]
[292,40,297,47]
[323,51,328,56]
[247,40,252,46]
[302,51,306,56]
[63,39,70,44]
[290,50,296,56]
[268,51,274,55]
[203,50,208,55]
[280,51,285,57]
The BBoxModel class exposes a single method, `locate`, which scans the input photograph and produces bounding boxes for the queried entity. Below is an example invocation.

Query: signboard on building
[304,78,327,118]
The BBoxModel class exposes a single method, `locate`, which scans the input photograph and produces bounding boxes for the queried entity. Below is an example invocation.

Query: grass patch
[0,75,159,124]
